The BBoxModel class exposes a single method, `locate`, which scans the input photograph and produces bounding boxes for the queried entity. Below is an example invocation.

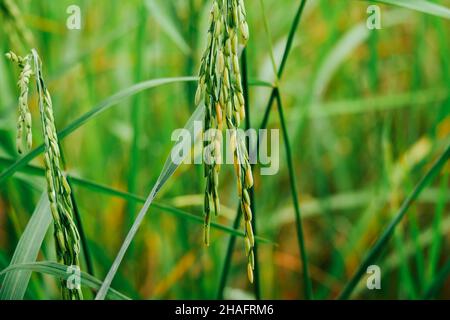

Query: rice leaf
[95,104,206,300]
[312,10,408,101]
[0,77,197,186]
[0,156,274,245]
[0,193,51,300]
[339,144,450,299]
[0,261,130,300]
[369,0,450,19]
[145,0,191,55]
[423,259,450,299]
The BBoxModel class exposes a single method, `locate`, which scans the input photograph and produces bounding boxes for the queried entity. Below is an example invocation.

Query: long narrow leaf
[423,259,450,299]
[95,104,205,300]
[145,0,191,54]
[0,262,129,300]
[0,157,273,244]
[339,145,450,299]
[0,77,197,186]
[368,0,450,19]
[0,193,51,300]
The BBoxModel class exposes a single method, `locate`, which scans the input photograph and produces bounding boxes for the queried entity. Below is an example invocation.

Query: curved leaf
[339,144,450,299]
[0,261,130,300]
[0,156,274,244]
[0,77,197,186]
[368,0,450,19]
[95,104,205,300]
[145,0,191,54]
[0,193,51,300]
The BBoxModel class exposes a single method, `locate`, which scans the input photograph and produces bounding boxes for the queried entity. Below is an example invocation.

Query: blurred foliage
[0,0,449,299]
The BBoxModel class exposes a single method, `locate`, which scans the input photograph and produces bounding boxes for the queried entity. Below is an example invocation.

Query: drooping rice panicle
[5,51,32,154]
[6,50,83,300]
[195,0,254,283]
[32,50,83,300]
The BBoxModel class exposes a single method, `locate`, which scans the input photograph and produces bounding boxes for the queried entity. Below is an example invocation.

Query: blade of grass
[67,177,95,277]
[393,225,418,298]
[258,0,308,134]
[243,51,261,300]
[217,0,309,300]
[59,144,95,280]
[427,171,447,281]
[351,208,450,297]
[247,79,274,88]
[259,0,279,83]
[127,3,147,247]
[423,259,450,299]
[0,193,51,300]
[0,261,130,300]
[0,157,273,245]
[0,77,197,186]
[338,144,450,300]
[406,182,426,293]
[95,104,205,299]
[217,207,243,299]
[276,89,313,300]
[367,0,450,19]
[145,0,191,55]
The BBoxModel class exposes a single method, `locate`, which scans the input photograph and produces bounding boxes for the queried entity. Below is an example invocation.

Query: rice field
[0,0,449,300]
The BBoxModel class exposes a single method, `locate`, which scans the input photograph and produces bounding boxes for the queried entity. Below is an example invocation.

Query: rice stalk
[6,49,83,300]
[195,0,255,283]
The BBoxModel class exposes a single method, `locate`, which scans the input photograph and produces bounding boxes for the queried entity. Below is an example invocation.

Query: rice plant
[195,0,255,282]
[6,50,83,300]
[0,0,449,301]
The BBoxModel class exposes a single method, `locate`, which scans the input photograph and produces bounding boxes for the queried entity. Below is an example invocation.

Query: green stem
[127,6,147,231]
[67,178,95,278]
[243,50,261,299]
[0,157,274,245]
[423,259,450,299]
[217,0,308,299]
[58,145,95,280]
[258,0,308,141]
[339,144,450,300]
[217,207,243,299]
[275,89,313,300]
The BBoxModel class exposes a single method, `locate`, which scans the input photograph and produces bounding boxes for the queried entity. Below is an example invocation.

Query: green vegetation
[0,0,449,300]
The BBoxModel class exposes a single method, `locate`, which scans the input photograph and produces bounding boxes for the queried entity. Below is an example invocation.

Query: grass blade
[243,50,261,300]
[258,0,308,132]
[276,90,313,300]
[339,144,450,299]
[217,207,243,299]
[0,157,274,244]
[145,0,191,55]
[217,0,309,300]
[0,77,197,186]
[368,0,450,19]
[427,171,447,281]
[95,104,205,300]
[423,259,450,299]
[0,193,51,300]
[0,262,130,300]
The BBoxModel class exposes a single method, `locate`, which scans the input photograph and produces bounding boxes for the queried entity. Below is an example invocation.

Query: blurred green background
[0,0,449,299]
